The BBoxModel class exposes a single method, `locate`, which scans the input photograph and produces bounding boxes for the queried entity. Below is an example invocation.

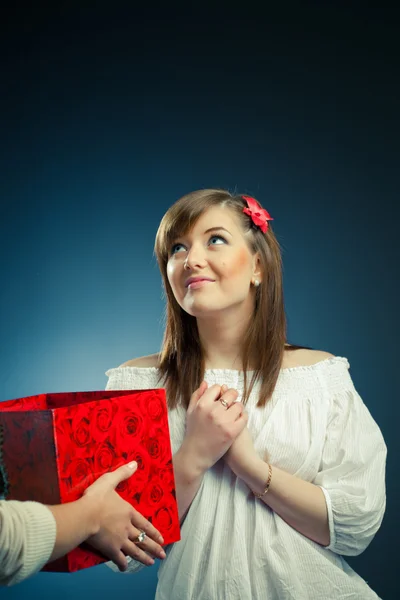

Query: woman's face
[166,206,261,319]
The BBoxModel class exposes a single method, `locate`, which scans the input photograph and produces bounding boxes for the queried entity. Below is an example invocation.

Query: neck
[197,310,254,370]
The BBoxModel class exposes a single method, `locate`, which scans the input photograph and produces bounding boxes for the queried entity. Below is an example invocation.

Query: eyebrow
[172,226,232,245]
[203,226,232,236]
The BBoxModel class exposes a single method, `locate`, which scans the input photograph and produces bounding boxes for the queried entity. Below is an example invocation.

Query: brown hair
[155,188,292,409]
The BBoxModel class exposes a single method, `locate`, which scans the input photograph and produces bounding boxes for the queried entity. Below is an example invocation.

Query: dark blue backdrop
[0,4,398,599]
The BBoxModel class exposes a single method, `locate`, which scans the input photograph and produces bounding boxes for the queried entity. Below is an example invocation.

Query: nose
[183,244,207,270]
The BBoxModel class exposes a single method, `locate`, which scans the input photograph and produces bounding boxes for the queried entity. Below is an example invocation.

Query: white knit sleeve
[0,500,56,586]
[314,370,386,556]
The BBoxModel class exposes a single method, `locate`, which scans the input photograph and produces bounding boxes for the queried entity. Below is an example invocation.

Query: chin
[181,301,214,317]
[183,301,237,319]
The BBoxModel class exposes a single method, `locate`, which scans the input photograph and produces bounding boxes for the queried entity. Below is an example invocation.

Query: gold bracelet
[253,463,273,498]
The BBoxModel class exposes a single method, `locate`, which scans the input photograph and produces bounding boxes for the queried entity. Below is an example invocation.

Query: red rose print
[153,505,173,531]
[127,446,150,490]
[158,465,175,493]
[61,457,95,501]
[110,404,146,459]
[54,417,73,445]
[113,405,144,446]
[95,402,117,433]
[147,393,167,422]
[146,436,162,460]
[122,412,143,438]
[139,478,165,508]
[70,406,93,448]
[94,441,117,475]
[152,496,180,543]
[145,426,171,466]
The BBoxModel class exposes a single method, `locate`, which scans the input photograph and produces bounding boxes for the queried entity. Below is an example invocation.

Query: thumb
[109,461,138,487]
[188,380,208,411]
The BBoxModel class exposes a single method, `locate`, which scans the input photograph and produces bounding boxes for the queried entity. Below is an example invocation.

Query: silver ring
[134,530,147,543]
[219,398,229,409]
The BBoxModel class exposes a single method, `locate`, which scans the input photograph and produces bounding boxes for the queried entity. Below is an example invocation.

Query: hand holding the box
[47,462,166,572]
[83,462,167,570]
[0,388,180,572]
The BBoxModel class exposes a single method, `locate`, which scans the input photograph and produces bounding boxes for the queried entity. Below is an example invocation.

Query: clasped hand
[181,381,256,475]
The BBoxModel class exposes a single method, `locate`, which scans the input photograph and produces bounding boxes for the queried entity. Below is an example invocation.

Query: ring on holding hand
[219,398,229,409]
[134,530,147,544]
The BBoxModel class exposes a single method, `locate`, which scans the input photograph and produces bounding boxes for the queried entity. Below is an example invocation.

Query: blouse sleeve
[313,367,387,557]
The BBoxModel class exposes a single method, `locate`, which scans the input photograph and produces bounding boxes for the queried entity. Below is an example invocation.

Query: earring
[253,279,260,287]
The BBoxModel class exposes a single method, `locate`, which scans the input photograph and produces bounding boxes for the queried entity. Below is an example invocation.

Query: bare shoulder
[282,348,335,369]
[119,353,160,368]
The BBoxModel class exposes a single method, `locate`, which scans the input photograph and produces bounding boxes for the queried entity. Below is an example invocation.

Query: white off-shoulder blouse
[105,357,386,600]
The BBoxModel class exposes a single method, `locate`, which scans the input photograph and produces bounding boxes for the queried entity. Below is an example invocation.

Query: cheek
[223,248,252,277]
[167,261,184,300]
[166,262,173,279]
[166,262,177,288]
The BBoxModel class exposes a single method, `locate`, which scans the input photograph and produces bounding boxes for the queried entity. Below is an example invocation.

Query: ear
[252,252,263,282]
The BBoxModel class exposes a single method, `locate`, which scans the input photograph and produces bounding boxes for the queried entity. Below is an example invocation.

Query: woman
[106,189,386,599]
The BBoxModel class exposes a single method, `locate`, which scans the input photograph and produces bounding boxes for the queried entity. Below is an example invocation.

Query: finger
[232,410,249,435]
[217,397,231,409]
[188,380,208,411]
[132,532,166,560]
[224,402,245,421]
[131,509,164,545]
[199,380,208,394]
[108,461,138,488]
[215,387,239,408]
[197,384,228,408]
[214,385,229,405]
[123,541,155,567]
[112,550,129,572]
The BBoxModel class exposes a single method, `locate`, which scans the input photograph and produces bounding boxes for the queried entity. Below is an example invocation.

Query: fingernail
[128,461,137,469]
[158,535,164,544]
[148,558,155,566]
[159,550,166,559]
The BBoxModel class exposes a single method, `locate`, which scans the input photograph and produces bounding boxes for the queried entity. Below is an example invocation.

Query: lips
[185,277,215,288]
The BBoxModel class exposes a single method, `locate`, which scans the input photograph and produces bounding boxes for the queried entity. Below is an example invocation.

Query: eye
[208,235,227,246]
[170,242,187,255]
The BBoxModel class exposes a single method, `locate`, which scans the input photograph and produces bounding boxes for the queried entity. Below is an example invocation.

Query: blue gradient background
[0,4,398,600]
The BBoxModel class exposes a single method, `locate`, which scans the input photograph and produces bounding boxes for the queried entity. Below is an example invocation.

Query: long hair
[155,188,295,409]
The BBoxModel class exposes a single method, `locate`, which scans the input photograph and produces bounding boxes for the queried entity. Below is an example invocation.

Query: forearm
[0,500,56,586]
[235,457,330,546]
[46,495,100,561]
[173,445,205,521]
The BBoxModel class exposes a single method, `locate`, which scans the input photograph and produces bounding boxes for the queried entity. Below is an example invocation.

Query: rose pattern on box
[0,389,180,572]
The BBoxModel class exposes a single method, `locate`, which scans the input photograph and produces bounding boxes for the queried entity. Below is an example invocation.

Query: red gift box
[0,389,180,572]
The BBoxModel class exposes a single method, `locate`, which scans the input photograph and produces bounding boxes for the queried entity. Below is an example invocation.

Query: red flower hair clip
[242,195,273,233]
